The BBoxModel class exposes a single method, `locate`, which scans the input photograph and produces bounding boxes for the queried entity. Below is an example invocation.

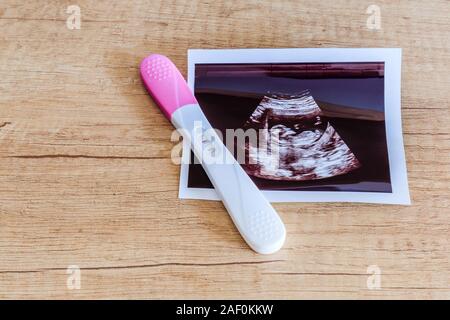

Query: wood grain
[0,0,449,299]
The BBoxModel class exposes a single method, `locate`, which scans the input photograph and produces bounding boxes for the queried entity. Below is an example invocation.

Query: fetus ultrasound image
[242,91,361,181]
[188,62,391,193]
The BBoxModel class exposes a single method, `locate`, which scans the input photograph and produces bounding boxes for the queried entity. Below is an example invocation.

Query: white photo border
[179,48,410,205]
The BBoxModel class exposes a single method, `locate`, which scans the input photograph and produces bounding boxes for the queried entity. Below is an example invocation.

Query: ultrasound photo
[187,61,391,193]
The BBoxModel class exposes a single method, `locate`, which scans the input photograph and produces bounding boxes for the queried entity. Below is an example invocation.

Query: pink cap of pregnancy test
[140,54,198,120]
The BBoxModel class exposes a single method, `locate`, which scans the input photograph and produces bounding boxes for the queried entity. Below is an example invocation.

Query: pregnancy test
[140,54,286,254]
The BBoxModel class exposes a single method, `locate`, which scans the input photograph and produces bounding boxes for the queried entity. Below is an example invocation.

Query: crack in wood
[0,260,284,274]
[7,154,165,160]
[0,17,128,23]
[0,122,11,129]
[262,272,370,276]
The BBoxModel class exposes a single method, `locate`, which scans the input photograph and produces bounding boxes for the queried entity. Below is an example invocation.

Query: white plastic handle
[172,104,286,254]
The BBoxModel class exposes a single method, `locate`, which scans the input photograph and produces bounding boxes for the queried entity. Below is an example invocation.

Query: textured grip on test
[140,54,198,119]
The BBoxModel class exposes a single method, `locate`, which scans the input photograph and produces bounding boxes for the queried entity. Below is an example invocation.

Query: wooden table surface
[0,0,449,299]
